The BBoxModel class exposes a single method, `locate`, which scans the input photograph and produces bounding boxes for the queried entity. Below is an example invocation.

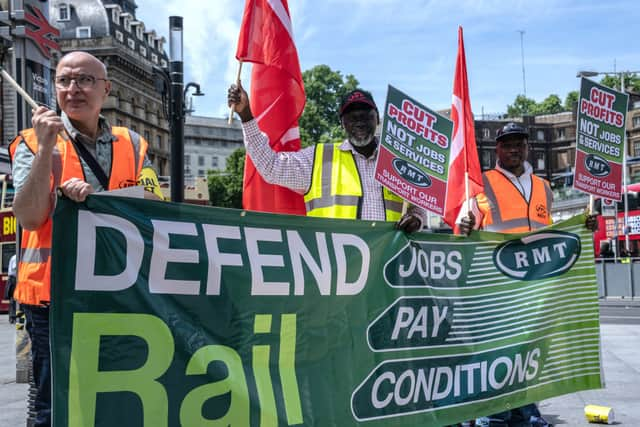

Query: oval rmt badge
[584,153,611,177]
[493,231,581,281]
[392,158,431,188]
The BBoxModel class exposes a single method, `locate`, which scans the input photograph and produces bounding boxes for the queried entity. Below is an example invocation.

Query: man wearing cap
[457,122,553,235]
[228,84,425,231]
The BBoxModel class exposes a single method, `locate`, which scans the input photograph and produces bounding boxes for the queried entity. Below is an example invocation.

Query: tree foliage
[600,73,640,93]
[506,95,537,117]
[207,148,245,209]
[299,65,359,147]
[507,94,570,117]
[564,90,579,111]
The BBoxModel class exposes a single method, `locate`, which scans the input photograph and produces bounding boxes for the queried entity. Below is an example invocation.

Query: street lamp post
[577,69,639,254]
[169,16,184,203]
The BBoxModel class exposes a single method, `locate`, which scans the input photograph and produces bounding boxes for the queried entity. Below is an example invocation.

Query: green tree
[506,95,537,117]
[299,65,359,147]
[207,148,245,208]
[564,90,579,111]
[600,73,640,92]
[532,94,564,115]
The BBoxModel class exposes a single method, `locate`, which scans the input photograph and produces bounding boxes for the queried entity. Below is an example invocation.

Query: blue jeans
[487,403,543,426]
[24,305,51,427]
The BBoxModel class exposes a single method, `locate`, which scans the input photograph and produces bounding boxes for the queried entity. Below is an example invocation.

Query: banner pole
[228,61,243,125]
[465,171,471,213]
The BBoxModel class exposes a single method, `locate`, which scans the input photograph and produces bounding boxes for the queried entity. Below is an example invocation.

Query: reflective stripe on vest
[10,127,146,305]
[479,169,552,233]
[304,143,403,221]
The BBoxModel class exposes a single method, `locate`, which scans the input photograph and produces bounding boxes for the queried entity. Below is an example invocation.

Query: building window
[556,128,566,140]
[161,59,168,68]
[111,8,119,24]
[185,155,191,165]
[76,26,91,38]
[211,157,219,168]
[198,170,205,176]
[124,16,131,32]
[633,116,640,128]
[156,135,163,150]
[148,34,154,45]
[482,128,490,139]
[634,141,640,156]
[127,38,135,50]
[115,30,124,42]
[481,150,492,169]
[59,3,70,21]
[198,156,205,166]
[151,53,158,64]
[535,152,545,170]
[144,130,150,141]
[116,119,123,126]
[136,26,143,40]
[131,125,137,132]
[536,130,545,141]
[140,46,147,57]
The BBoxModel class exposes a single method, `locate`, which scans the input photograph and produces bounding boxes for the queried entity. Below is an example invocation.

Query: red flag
[444,26,484,228]
[235,0,306,215]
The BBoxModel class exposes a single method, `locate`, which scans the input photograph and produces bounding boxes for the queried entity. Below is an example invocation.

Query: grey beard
[349,133,374,147]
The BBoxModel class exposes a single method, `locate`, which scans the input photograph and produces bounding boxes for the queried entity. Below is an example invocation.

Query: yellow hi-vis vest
[477,169,553,233]
[8,127,147,305]
[303,142,403,221]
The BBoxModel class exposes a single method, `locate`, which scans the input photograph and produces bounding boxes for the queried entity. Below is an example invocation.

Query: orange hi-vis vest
[9,127,147,305]
[477,169,553,233]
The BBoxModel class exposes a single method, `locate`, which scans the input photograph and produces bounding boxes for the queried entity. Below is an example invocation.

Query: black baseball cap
[496,122,529,142]
[339,89,377,116]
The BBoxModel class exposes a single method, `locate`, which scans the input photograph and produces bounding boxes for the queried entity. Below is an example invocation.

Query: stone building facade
[184,115,243,177]
[49,0,170,174]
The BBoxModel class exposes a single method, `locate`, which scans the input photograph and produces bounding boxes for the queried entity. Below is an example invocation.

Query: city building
[183,115,243,177]
[49,0,171,174]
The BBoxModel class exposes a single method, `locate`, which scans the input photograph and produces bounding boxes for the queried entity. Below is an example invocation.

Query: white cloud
[137,0,245,116]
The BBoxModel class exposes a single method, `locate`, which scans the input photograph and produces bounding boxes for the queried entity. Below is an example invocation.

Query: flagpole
[0,67,39,109]
[465,171,470,213]
[228,61,243,125]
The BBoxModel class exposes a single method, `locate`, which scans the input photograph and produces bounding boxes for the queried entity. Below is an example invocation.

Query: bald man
[10,51,159,426]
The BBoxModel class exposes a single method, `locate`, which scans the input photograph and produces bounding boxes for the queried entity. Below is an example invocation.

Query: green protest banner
[574,77,629,200]
[51,196,602,426]
[374,85,453,215]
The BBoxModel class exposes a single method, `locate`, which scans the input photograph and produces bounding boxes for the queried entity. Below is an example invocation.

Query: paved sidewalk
[0,313,639,426]
[0,315,29,427]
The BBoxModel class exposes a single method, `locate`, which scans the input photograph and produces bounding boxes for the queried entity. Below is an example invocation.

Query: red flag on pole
[235,0,306,215]
[444,26,484,228]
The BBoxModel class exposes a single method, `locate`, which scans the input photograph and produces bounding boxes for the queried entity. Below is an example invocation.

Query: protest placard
[374,85,453,215]
[574,78,629,200]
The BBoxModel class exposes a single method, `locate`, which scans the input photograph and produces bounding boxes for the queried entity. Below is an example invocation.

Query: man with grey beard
[228,84,425,231]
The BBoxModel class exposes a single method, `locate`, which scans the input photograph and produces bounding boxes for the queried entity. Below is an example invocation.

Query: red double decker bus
[0,174,16,312]
[593,182,640,258]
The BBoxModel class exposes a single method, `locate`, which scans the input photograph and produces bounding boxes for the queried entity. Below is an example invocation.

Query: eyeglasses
[55,74,108,89]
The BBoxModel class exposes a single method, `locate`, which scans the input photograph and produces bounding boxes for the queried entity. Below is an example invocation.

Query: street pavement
[0,302,639,426]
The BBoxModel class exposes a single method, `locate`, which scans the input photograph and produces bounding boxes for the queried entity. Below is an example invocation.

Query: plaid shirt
[242,119,426,224]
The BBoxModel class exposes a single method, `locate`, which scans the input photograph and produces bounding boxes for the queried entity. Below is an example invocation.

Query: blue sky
[136,0,638,120]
